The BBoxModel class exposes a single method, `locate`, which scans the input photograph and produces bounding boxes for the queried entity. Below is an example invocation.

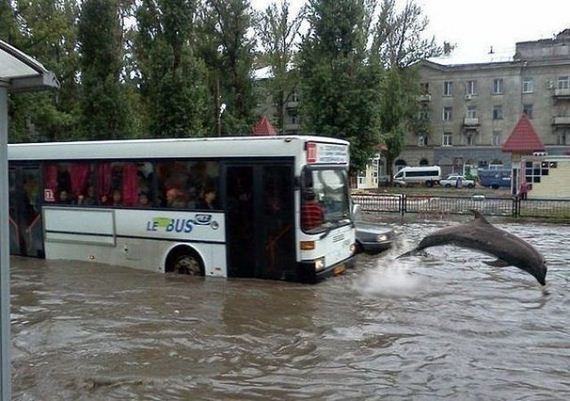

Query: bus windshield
[301,167,350,232]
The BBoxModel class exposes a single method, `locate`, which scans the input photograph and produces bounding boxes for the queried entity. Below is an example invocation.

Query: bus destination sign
[306,142,349,164]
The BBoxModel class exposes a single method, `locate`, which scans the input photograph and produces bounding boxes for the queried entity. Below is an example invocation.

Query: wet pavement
[9,221,570,401]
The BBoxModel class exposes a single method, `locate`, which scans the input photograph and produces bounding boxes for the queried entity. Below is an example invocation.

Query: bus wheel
[167,249,204,276]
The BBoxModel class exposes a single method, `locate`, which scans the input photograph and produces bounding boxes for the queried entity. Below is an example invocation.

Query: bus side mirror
[352,203,362,219]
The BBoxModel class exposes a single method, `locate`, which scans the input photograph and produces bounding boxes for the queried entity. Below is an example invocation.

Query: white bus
[8,136,355,283]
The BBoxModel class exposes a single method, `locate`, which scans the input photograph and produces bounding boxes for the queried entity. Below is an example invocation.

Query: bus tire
[491,184,499,189]
[166,247,204,276]
[426,181,434,187]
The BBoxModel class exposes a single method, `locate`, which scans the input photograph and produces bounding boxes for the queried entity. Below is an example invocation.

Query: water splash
[355,257,422,297]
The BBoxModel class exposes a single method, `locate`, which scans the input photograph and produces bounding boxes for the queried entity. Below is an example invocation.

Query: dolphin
[397,210,547,285]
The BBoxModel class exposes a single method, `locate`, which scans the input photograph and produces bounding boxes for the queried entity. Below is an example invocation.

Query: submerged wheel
[167,248,204,276]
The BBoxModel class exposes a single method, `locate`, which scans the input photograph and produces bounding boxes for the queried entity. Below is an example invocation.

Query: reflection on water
[10,222,570,401]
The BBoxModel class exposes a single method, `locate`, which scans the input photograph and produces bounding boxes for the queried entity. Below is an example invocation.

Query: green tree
[78,0,129,140]
[135,0,210,138]
[2,0,80,142]
[255,0,305,133]
[371,0,444,180]
[372,0,442,69]
[200,0,256,135]
[299,0,382,172]
[0,0,20,44]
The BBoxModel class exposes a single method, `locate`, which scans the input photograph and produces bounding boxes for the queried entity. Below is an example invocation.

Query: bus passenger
[166,188,186,208]
[301,190,324,230]
[197,187,217,210]
[102,189,122,206]
[77,185,97,206]
[111,189,122,206]
[58,190,73,204]
[137,192,150,207]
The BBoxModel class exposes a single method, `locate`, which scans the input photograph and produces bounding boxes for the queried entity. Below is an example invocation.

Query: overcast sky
[251,0,570,64]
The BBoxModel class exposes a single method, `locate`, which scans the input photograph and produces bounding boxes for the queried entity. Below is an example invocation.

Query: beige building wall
[528,159,570,199]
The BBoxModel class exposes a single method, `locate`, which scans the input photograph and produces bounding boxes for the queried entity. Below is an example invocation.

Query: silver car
[352,204,396,254]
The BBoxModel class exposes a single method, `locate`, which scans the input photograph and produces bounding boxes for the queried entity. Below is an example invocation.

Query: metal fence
[352,193,570,220]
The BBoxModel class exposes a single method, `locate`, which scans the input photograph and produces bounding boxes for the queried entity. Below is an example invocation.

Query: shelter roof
[252,116,277,136]
[502,114,545,153]
[0,40,59,92]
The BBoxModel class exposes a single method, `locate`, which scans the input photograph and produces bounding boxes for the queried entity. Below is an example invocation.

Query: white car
[440,175,475,188]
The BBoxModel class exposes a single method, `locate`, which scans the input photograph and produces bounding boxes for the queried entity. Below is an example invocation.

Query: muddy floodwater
[10,222,570,401]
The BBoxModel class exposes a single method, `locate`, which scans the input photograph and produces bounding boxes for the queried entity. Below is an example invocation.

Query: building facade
[400,29,570,176]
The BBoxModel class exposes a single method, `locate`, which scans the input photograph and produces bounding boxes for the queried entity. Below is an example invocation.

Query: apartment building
[402,29,570,176]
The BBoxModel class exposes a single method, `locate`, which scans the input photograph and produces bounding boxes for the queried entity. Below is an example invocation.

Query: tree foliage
[200,0,256,135]
[134,0,210,138]
[299,0,382,172]
[1,0,80,142]
[372,0,442,68]
[78,0,130,140]
[255,0,305,133]
[371,0,443,178]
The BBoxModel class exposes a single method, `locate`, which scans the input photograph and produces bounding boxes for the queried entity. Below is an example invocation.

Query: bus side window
[156,160,219,210]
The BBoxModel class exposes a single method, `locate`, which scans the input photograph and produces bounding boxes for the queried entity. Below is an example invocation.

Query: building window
[558,76,570,90]
[417,135,427,147]
[443,107,452,121]
[522,77,534,93]
[418,110,430,121]
[290,91,299,102]
[523,104,533,119]
[443,81,453,96]
[467,80,477,95]
[493,78,503,94]
[420,82,430,94]
[492,105,503,120]
[492,131,502,146]
[465,134,476,146]
[443,132,453,146]
[466,105,477,118]
[558,129,568,145]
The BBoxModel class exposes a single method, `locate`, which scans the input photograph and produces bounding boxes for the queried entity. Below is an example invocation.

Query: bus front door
[8,164,44,257]
[224,162,295,280]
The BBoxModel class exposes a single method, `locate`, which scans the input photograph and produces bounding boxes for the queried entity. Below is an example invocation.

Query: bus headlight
[315,257,325,272]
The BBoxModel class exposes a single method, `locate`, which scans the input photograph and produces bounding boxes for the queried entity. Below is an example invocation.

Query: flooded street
[10,222,570,401]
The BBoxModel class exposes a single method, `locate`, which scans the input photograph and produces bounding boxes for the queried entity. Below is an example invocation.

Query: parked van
[478,168,511,189]
[393,166,441,187]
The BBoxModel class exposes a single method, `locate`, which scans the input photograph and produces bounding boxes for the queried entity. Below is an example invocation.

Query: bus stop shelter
[0,40,58,401]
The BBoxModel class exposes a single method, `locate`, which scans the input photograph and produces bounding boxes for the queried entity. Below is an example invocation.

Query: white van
[393,166,441,187]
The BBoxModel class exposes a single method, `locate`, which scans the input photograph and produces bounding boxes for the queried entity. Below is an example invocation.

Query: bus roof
[8,135,349,161]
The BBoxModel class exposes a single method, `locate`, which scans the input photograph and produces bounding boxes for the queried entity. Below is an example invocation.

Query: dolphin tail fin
[396,248,418,259]
[469,209,490,224]
[483,258,511,267]
[396,248,428,259]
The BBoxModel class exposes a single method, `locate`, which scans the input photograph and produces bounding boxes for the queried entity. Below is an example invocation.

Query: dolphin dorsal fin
[470,209,490,224]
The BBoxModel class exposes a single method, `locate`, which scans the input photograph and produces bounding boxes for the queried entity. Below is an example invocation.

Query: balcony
[417,94,431,102]
[284,123,301,131]
[463,117,480,126]
[552,116,570,126]
[553,88,570,98]
[286,100,299,109]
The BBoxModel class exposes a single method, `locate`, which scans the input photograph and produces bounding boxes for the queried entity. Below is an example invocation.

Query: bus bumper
[297,256,355,283]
